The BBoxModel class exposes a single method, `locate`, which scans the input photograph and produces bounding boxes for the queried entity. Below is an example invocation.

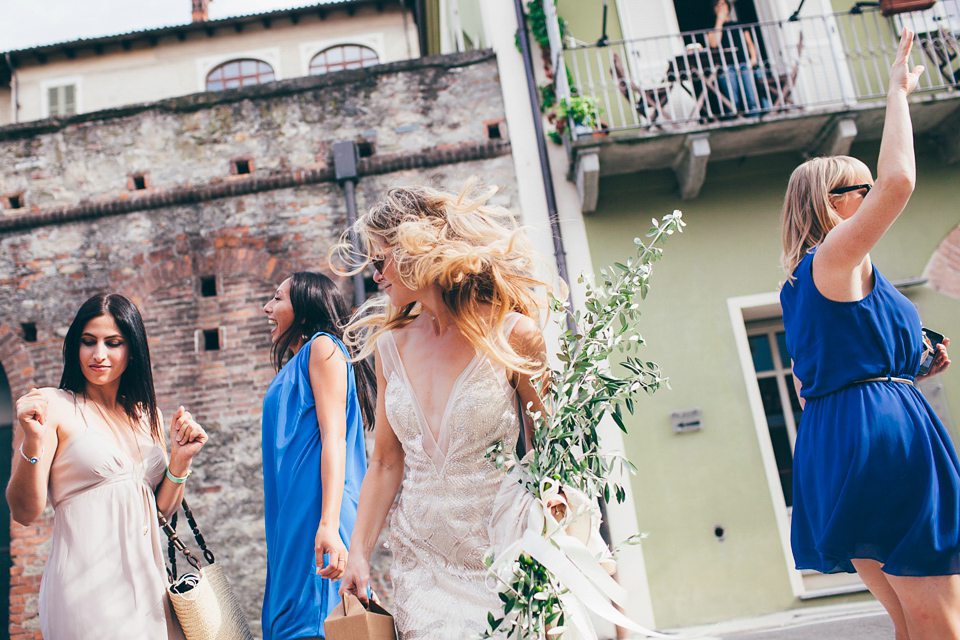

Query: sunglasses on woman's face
[371,254,387,274]
[828,183,872,196]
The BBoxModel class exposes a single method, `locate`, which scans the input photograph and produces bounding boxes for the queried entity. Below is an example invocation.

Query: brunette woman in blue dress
[780,29,959,640]
[260,272,375,639]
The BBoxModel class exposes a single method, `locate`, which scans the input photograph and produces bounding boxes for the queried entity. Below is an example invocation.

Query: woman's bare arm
[7,388,60,525]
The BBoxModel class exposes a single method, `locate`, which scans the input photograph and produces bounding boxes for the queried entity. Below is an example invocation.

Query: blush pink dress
[38,399,183,640]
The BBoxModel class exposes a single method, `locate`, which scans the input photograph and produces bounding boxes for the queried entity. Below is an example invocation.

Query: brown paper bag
[324,594,398,640]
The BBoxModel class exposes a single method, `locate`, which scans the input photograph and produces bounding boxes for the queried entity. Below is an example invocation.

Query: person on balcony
[780,28,960,639]
[706,0,768,118]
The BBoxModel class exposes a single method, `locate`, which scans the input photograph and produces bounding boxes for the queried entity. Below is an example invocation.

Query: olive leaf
[484,211,684,639]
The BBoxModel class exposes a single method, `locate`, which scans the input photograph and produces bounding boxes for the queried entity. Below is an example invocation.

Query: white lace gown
[376,314,523,640]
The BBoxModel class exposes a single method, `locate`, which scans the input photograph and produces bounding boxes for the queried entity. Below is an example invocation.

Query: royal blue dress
[781,248,960,576]
[261,333,367,639]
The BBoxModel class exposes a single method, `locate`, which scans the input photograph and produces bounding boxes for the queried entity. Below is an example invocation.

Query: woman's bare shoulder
[37,387,76,406]
[508,315,545,356]
[309,334,345,364]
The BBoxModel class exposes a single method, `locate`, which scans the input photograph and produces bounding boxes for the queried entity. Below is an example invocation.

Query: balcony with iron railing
[546,1,960,206]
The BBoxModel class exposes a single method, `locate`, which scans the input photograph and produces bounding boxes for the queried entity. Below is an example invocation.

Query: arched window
[206,59,275,91]
[309,45,379,75]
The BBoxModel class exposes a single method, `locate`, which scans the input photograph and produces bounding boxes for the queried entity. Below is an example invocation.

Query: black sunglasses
[371,254,387,274]
[829,183,872,196]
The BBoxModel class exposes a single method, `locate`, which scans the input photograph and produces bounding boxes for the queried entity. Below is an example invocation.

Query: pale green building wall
[581,143,960,627]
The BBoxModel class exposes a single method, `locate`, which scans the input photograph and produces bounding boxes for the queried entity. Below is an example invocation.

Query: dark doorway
[673,0,769,62]
[674,0,760,32]
[0,365,11,640]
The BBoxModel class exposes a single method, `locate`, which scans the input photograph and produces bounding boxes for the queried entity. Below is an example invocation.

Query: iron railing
[559,1,960,138]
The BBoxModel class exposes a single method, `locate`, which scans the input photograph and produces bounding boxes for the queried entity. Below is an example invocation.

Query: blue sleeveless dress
[781,249,960,576]
[261,333,367,639]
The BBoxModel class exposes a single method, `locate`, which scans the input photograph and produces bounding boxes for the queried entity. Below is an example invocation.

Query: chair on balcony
[762,32,804,110]
[612,52,672,126]
[917,26,959,85]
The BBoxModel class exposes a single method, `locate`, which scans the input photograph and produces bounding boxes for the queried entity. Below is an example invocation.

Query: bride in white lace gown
[337,183,550,639]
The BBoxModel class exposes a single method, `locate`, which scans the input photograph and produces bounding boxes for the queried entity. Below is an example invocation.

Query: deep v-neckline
[386,331,483,455]
[381,313,523,473]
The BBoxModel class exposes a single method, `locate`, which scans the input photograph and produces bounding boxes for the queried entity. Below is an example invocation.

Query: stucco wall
[581,142,960,627]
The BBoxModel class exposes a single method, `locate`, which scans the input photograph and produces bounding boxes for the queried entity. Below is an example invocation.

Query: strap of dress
[376,331,403,382]
[70,391,91,430]
[503,311,524,338]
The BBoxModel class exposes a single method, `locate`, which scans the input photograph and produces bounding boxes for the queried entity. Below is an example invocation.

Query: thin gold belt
[854,375,914,386]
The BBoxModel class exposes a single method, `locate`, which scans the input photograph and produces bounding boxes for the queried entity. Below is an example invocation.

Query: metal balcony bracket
[576,149,601,213]
[673,133,711,200]
[809,117,858,158]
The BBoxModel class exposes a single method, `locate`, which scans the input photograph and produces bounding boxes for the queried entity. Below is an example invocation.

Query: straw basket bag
[159,499,254,640]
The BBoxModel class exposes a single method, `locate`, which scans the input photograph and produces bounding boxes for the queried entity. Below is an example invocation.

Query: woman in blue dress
[780,29,959,639]
[261,272,375,639]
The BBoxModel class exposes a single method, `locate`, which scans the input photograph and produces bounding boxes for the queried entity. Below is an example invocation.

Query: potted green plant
[556,95,602,138]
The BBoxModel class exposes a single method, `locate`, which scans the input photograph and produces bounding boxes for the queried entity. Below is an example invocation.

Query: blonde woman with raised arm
[780,29,960,640]
[335,183,548,639]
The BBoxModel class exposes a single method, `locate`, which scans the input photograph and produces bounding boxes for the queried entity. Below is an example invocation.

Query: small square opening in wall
[202,329,220,351]
[231,158,252,175]
[200,275,217,297]
[357,141,375,158]
[7,193,24,209]
[20,322,37,343]
[486,123,502,139]
[131,173,148,190]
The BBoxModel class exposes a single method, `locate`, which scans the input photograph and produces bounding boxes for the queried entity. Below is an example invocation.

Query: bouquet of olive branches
[484,210,685,639]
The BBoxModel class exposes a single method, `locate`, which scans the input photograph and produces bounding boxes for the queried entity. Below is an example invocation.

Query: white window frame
[39,75,82,118]
[299,33,386,77]
[729,291,868,599]
[729,292,803,597]
[196,47,283,92]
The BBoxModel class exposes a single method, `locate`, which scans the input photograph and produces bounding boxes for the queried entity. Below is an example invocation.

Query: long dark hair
[60,293,162,442]
[272,272,376,429]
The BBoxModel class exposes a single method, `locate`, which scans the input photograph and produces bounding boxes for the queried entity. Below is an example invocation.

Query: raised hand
[169,406,208,463]
[889,27,924,96]
[16,388,48,444]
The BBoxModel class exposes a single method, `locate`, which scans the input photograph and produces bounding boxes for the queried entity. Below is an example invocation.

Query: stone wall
[0,50,518,639]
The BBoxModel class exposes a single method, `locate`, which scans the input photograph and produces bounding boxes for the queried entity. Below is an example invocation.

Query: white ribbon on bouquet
[488,474,673,639]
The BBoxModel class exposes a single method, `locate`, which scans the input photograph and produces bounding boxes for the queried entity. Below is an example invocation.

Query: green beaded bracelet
[165,466,191,484]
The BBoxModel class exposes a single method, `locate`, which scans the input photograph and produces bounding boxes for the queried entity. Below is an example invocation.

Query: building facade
[506,0,960,629]
[0,45,518,638]
[0,0,420,126]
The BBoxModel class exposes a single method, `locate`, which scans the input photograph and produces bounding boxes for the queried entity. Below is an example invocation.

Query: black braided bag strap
[158,498,214,583]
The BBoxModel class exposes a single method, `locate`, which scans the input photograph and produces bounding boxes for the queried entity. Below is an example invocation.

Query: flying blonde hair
[780,155,873,280]
[330,180,553,376]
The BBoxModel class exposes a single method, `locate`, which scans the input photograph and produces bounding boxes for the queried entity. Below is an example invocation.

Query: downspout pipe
[511,0,575,335]
[334,140,367,309]
[512,0,616,550]
[4,54,18,124]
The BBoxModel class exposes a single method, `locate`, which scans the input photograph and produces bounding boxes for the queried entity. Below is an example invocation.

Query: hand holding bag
[324,593,398,640]
[159,499,254,640]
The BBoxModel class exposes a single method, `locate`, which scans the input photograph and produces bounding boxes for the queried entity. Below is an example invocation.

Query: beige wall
[4,7,418,125]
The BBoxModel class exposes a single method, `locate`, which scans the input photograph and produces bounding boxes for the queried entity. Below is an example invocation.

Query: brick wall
[927,224,960,302]
[0,50,519,638]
